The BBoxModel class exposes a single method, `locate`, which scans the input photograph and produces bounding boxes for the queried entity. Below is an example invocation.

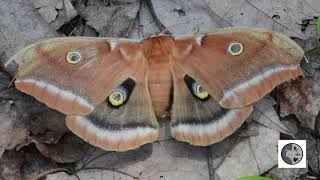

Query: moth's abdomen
[144,36,173,118]
[148,61,172,117]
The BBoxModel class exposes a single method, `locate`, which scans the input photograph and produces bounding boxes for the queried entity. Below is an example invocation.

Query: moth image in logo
[281,143,303,165]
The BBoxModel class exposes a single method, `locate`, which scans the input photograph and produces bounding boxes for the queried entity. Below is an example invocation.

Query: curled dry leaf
[283,38,320,130]
[0,150,24,180]
[28,110,67,144]
[0,71,30,158]
[0,69,67,158]
[21,145,58,179]
[0,128,29,157]
[278,77,320,129]
[35,133,91,163]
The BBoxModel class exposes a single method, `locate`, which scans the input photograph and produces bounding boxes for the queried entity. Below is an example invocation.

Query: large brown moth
[7,27,304,152]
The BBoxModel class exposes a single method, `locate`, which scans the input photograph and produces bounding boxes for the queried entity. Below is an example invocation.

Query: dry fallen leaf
[280,116,300,135]
[46,169,136,180]
[30,0,77,29]
[0,0,58,74]
[252,96,292,135]
[75,0,140,37]
[34,133,90,163]
[75,141,209,179]
[216,122,279,180]
[278,38,320,129]
[0,69,67,159]
[0,71,31,158]
[63,0,77,22]
[296,129,320,175]
[0,150,24,180]
[265,165,308,180]
[278,77,320,129]
[0,128,29,158]
[209,131,241,179]
[128,0,160,39]
[150,0,319,38]
[38,6,58,23]
[21,145,58,179]
[27,110,67,144]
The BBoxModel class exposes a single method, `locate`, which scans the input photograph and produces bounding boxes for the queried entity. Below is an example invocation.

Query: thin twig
[82,167,140,180]
[79,152,110,170]
[68,26,78,37]
[206,146,215,180]
[246,0,304,38]
[145,0,167,32]
[252,105,294,137]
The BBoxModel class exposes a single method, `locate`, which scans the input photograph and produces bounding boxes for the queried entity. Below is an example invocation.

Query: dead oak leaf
[278,77,320,129]
[0,150,24,180]
[34,133,90,163]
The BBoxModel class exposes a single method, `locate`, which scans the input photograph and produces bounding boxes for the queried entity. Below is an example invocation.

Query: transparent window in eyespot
[69,52,81,62]
[230,44,241,53]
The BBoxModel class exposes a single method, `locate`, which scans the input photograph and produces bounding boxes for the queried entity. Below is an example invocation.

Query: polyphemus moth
[7,27,304,152]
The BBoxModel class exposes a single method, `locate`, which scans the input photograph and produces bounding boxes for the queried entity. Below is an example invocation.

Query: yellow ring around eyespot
[66,51,82,64]
[228,42,244,56]
[108,91,125,106]
[195,85,209,99]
